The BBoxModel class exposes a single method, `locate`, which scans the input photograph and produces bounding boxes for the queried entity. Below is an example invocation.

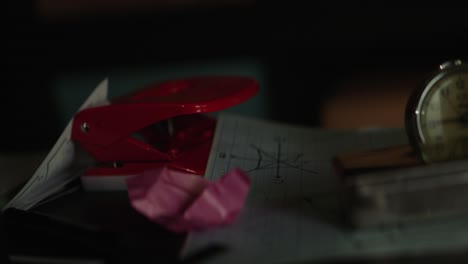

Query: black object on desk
[0,213,10,263]
[3,190,186,263]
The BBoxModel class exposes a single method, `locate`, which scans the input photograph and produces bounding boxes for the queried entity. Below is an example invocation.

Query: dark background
[5,0,468,152]
[4,1,468,262]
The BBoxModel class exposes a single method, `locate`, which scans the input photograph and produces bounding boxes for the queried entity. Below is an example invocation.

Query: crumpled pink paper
[126,167,250,232]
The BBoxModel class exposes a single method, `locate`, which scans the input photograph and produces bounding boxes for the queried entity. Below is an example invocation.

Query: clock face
[415,68,468,162]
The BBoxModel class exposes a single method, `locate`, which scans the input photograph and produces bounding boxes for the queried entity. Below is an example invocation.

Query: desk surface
[4,190,186,263]
[5,178,468,263]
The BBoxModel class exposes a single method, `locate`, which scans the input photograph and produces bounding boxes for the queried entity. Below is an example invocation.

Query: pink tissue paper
[126,167,250,232]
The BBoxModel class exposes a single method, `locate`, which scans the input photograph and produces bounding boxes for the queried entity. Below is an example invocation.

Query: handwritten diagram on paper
[226,138,317,183]
[204,115,406,203]
[182,114,468,264]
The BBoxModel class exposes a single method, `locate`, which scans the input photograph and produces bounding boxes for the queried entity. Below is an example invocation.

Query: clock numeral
[441,87,450,97]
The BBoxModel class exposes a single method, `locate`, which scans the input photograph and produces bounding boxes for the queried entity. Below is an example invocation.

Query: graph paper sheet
[181,114,468,263]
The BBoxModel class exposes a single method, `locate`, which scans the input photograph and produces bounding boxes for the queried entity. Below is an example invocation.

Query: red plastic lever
[71,76,258,166]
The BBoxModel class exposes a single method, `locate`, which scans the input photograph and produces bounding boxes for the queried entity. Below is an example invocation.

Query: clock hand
[441,91,462,115]
[442,114,468,125]
[425,115,468,128]
[435,118,459,126]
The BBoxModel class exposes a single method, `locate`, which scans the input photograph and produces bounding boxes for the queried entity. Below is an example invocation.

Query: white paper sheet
[181,114,468,263]
[4,79,109,210]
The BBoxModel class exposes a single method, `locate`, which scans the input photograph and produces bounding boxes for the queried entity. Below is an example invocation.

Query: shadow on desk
[4,190,468,264]
[3,190,185,264]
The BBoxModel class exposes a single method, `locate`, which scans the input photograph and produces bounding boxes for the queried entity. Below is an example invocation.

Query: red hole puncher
[71,76,258,190]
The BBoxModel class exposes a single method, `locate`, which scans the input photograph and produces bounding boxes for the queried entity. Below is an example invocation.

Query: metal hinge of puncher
[71,76,258,190]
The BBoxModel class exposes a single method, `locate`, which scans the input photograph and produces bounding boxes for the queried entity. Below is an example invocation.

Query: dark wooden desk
[3,190,186,263]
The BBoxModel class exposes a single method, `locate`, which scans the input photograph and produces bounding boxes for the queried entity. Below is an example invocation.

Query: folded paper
[126,167,250,232]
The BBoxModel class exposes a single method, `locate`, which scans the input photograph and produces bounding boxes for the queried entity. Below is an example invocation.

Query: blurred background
[5,0,468,153]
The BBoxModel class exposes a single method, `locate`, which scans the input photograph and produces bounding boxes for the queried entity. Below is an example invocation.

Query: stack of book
[335,145,468,228]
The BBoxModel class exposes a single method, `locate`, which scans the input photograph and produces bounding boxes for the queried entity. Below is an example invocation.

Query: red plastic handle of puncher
[71,76,258,164]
